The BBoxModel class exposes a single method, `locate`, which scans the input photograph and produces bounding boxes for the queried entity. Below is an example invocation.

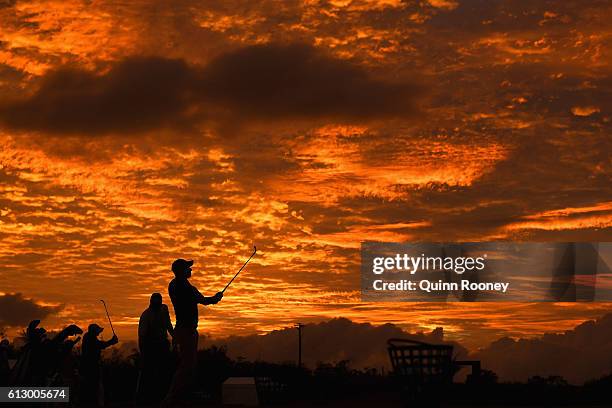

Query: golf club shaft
[223,246,257,293]
[100,299,116,336]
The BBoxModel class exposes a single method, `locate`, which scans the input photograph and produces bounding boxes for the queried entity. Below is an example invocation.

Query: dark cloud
[389,128,612,240]
[210,314,612,383]
[0,293,63,328]
[0,62,26,98]
[200,43,421,121]
[475,313,612,384]
[0,58,197,135]
[427,0,611,35]
[0,0,15,10]
[213,317,466,369]
[0,43,422,135]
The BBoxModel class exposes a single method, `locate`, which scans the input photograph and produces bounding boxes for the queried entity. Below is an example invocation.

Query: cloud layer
[215,317,466,370]
[476,313,612,384]
[0,293,63,328]
[211,314,612,384]
[0,44,421,135]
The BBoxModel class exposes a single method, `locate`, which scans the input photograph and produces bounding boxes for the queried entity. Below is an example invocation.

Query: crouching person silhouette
[137,292,174,404]
[80,324,118,406]
[162,259,223,406]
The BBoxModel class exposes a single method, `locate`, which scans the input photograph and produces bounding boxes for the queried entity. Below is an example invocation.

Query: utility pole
[296,323,304,368]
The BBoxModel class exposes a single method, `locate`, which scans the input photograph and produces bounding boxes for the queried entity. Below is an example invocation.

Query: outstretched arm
[192,286,223,305]
[52,324,82,343]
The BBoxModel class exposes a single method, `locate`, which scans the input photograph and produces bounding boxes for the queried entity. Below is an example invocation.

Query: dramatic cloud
[209,315,612,383]
[0,43,421,135]
[0,293,63,328]
[200,43,422,121]
[475,313,612,384]
[213,317,466,370]
[0,58,197,135]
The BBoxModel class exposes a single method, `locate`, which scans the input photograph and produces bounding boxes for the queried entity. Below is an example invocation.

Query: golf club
[222,245,257,293]
[100,299,116,336]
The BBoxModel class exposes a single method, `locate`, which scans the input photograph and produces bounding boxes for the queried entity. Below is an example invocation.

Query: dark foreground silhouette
[3,333,612,407]
[136,292,174,404]
[4,319,119,405]
[2,318,612,407]
[1,257,610,406]
[163,258,223,406]
[0,257,228,406]
[81,324,119,405]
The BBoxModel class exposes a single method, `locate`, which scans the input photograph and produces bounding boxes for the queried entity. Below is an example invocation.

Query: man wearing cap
[163,258,223,404]
[80,323,118,405]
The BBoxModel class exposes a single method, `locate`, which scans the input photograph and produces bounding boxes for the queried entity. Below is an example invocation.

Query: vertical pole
[296,323,304,368]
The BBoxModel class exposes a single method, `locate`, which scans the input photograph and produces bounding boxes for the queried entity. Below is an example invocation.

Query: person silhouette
[0,339,10,386]
[137,293,174,403]
[47,324,82,387]
[162,258,223,406]
[9,320,47,385]
[9,321,82,386]
[80,323,118,406]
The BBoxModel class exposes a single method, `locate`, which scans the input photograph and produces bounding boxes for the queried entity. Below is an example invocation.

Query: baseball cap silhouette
[172,258,194,274]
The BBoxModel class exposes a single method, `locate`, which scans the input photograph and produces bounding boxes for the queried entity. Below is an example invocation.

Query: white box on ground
[222,377,259,406]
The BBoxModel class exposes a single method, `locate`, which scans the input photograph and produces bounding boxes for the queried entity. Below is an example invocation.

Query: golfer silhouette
[80,323,118,405]
[162,258,223,406]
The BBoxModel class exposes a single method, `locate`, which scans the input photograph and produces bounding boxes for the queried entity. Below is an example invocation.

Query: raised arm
[100,335,118,349]
[52,324,82,343]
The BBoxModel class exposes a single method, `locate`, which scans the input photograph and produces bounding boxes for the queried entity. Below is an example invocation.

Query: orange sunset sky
[0,0,611,351]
